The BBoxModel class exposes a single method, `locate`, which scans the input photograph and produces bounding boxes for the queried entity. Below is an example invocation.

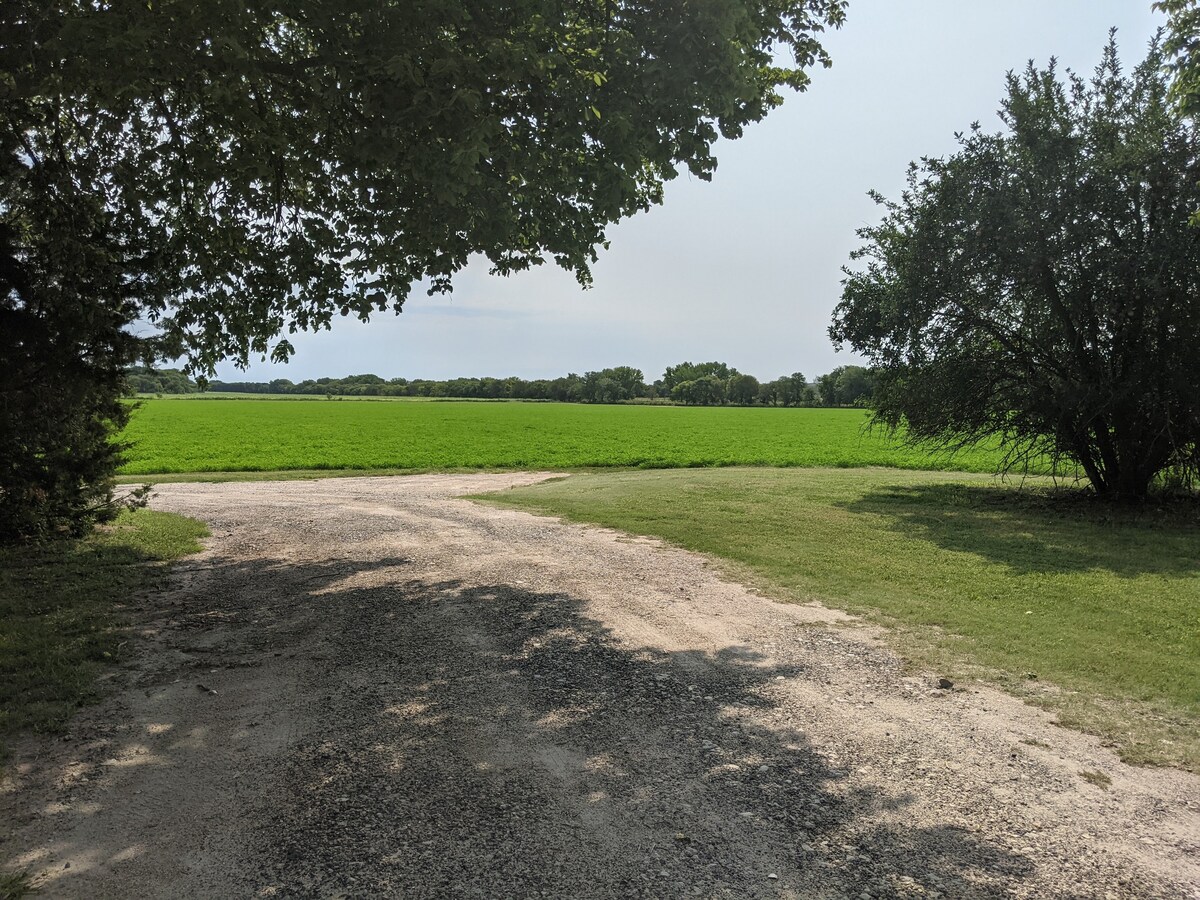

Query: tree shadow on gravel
[196,555,1048,900]
[8,551,1101,900]
[843,482,1200,578]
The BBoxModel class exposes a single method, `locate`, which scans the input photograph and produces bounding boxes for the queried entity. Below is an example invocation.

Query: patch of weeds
[0,870,34,900]
[1019,738,1051,749]
[1079,769,1112,789]
[0,509,207,758]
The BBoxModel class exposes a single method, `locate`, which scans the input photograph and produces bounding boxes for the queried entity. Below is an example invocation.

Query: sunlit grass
[484,467,1200,770]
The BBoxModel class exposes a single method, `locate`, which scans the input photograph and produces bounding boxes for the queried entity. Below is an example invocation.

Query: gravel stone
[1,473,1197,900]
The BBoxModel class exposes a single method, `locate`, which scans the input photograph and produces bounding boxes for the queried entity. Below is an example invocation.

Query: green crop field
[119,397,1025,476]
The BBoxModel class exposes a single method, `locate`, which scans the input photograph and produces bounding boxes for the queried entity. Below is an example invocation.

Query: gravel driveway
[2,473,1198,899]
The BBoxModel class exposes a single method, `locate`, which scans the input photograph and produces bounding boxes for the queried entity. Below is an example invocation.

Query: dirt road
[3,474,1198,898]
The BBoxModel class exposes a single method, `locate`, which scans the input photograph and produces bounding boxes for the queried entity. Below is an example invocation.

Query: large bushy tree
[814,365,873,407]
[671,375,726,406]
[760,372,812,406]
[727,373,761,405]
[1,0,846,540]
[830,37,1200,500]
[581,366,646,402]
[661,361,739,393]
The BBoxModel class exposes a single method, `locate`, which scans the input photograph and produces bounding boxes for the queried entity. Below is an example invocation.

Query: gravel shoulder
[2,473,1198,899]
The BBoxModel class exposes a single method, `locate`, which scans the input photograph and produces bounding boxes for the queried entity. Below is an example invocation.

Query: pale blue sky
[214,1,1165,385]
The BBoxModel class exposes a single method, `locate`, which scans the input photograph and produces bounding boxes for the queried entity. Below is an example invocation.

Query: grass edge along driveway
[481,467,1200,772]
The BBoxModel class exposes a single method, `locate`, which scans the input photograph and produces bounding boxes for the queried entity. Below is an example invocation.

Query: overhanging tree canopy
[830,37,1200,500]
[1,0,846,539]
[4,0,846,369]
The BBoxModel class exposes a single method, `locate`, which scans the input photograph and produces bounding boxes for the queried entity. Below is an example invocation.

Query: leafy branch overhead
[2,0,847,372]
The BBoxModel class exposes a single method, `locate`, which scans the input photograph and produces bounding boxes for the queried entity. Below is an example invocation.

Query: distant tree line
[129,363,876,407]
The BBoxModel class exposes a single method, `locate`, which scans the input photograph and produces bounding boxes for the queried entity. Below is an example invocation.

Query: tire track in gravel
[1,473,1197,899]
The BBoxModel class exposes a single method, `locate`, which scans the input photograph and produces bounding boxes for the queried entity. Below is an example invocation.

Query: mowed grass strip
[119,399,1015,475]
[483,468,1200,770]
[0,509,208,755]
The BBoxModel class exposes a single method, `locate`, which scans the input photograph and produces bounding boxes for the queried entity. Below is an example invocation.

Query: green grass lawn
[119,398,1021,476]
[0,509,208,754]
[483,468,1200,770]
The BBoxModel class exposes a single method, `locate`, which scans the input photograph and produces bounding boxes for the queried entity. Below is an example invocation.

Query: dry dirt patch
[2,473,1198,898]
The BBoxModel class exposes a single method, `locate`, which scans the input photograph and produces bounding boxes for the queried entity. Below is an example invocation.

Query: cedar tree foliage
[0,0,846,540]
[830,36,1200,501]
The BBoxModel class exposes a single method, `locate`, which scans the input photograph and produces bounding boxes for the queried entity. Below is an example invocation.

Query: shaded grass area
[0,509,208,752]
[483,468,1200,770]
[119,399,1031,476]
